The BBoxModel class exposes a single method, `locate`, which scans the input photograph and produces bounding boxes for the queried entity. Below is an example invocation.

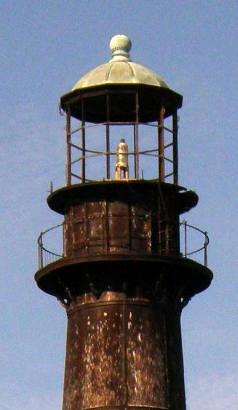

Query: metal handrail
[68,121,175,183]
[180,220,209,266]
[70,122,171,134]
[37,220,209,269]
[37,223,64,269]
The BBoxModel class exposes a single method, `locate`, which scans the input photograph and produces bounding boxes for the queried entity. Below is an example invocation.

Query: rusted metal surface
[35,182,212,305]
[64,194,179,259]
[37,182,209,271]
[35,177,212,410]
[38,219,209,270]
[35,35,213,410]
[63,65,180,185]
[172,109,178,185]
[64,101,180,185]
[158,107,165,182]
[66,110,71,186]
[63,291,171,410]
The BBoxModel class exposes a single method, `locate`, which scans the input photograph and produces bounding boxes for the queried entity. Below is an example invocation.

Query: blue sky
[0,1,238,409]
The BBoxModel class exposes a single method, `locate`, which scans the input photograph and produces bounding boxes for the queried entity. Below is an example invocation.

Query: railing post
[204,232,208,267]
[63,221,66,257]
[106,93,110,179]
[172,109,178,185]
[66,109,71,186]
[81,98,86,183]
[184,221,187,258]
[158,107,165,181]
[134,90,139,179]
[38,233,43,269]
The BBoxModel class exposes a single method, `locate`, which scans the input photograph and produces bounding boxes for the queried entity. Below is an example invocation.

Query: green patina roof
[70,34,169,91]
[60,35,182,121]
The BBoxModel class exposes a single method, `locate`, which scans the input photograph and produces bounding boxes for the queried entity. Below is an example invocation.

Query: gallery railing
[38,220,209,269]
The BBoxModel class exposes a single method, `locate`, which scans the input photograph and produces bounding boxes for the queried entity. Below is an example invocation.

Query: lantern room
[60,34,182,185]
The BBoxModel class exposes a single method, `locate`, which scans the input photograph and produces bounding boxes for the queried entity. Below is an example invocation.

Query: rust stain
[63,294,168,410]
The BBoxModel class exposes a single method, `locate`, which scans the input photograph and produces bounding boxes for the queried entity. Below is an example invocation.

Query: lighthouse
[35,34,213,410]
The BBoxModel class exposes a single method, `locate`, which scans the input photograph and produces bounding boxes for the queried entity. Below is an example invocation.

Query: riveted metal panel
[131,205,151,253]
[126,303,167,407]
[63,295,168,410]
[64,199,157,258]
[108,201,129,253]
[63,301,126,409]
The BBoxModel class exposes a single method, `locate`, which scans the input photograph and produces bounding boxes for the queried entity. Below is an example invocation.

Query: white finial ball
[109,34,132,54]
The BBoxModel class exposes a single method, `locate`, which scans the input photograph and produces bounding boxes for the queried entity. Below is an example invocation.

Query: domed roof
[71,34,169,91]
[60,35,182,122]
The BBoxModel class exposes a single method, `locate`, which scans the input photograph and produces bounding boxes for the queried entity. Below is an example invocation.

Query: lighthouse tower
[35,35,213,410]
